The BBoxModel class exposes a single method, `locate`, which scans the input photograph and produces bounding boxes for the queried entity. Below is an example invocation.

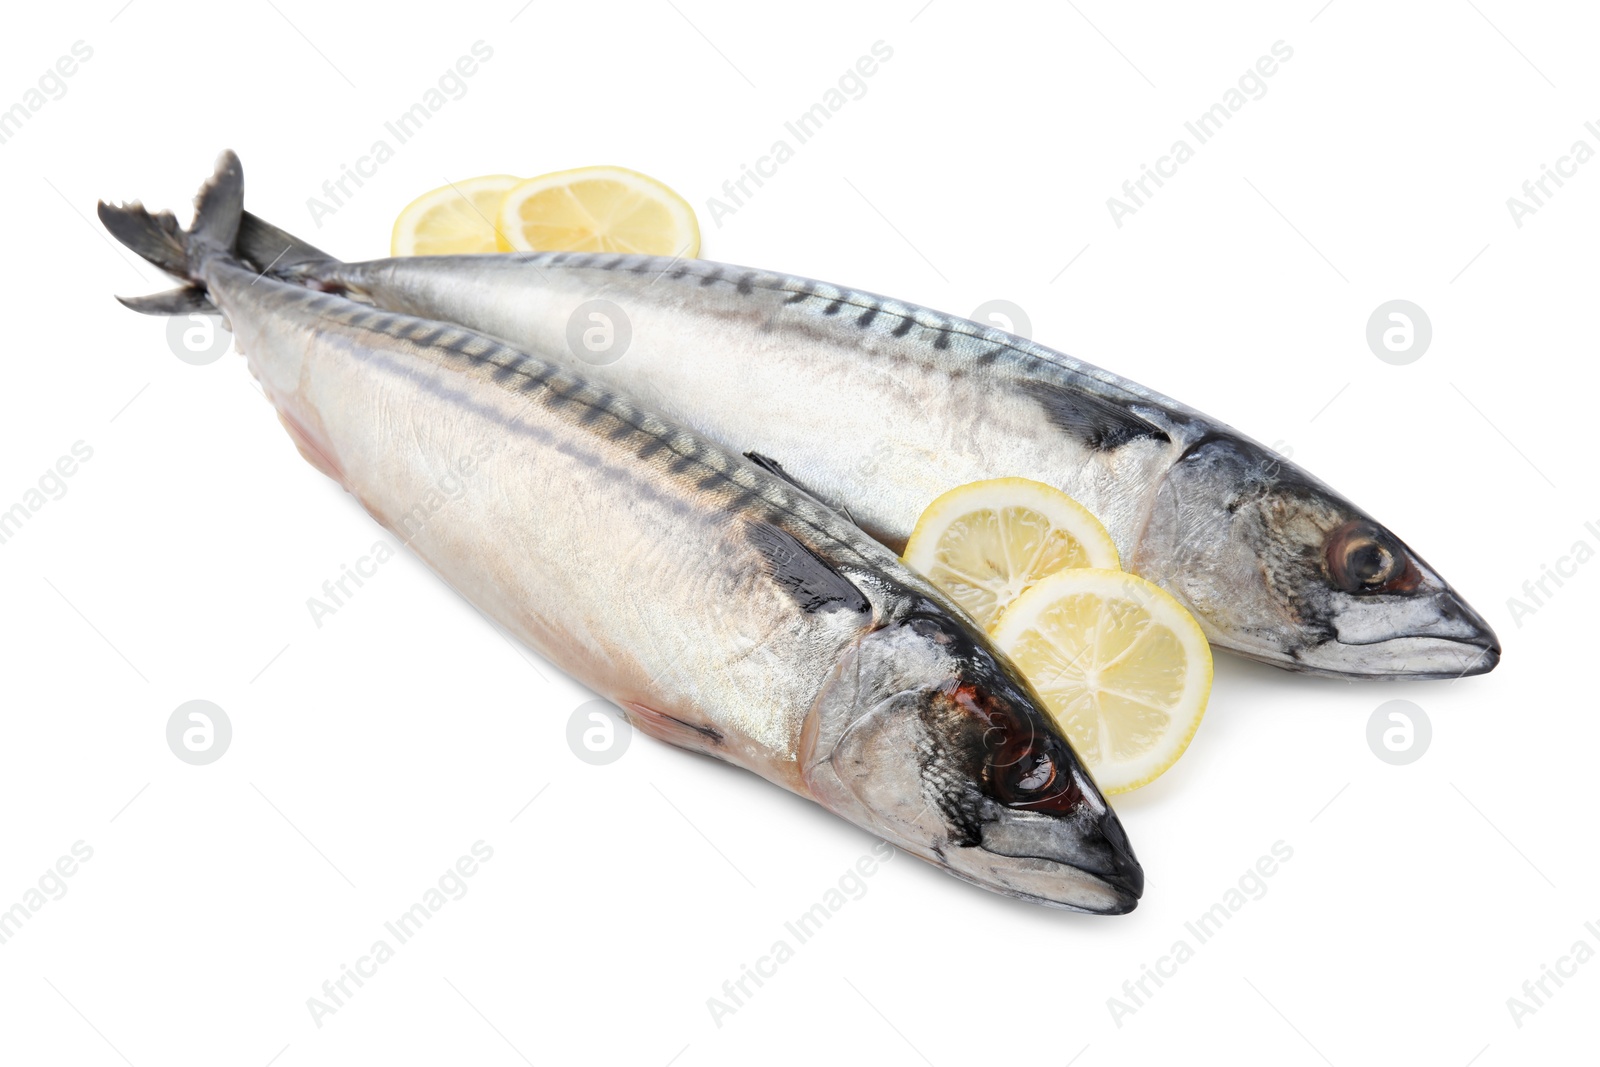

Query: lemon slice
[496,165,700,257]
[391,174,521,256]
[991,568,1212,793]
[902,478,1120,631]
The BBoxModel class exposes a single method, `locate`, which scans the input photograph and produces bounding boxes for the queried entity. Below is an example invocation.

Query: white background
[2,1,1595,1064]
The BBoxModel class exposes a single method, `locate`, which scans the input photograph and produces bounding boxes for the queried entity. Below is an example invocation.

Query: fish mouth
[1308,633,1500,679]
[966,803,1145,914]
[802,684,1146,913]
[1284,570,1502,680]
[1335,585,1499,679]
[800,620,1146,914]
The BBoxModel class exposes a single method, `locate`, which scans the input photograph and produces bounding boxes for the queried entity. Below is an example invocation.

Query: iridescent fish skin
[99,152,1144,914]
[237,216,1501,680]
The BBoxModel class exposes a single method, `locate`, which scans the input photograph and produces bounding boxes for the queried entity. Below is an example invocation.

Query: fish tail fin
[97,149,245,315]
[237,211,342,281]
[115,286,214,316]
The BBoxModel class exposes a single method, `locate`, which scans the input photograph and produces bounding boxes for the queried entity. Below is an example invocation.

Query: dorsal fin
[744,450,796,484]
[743,451,854,522]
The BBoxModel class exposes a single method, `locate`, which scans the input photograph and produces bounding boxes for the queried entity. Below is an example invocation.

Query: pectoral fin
[744,521,870,615]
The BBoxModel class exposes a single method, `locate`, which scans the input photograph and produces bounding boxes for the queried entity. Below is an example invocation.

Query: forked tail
[97,150,246,315]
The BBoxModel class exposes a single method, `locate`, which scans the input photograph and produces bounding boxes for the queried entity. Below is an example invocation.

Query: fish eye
[1325,521,1417,594]
[1349,540,1393,584]
[962,698,1084,811]
[991,745,1085,812]
[1009,752,1055,793]
[990,747,1055,802]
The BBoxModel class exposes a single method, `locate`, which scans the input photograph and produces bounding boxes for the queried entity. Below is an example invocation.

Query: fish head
[1135,435,1499,678]
[800,600,1143,914]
